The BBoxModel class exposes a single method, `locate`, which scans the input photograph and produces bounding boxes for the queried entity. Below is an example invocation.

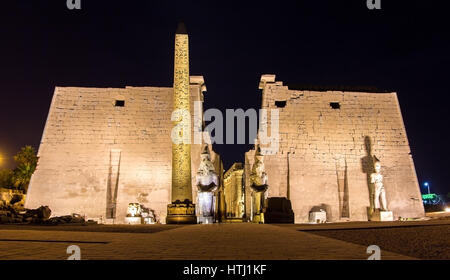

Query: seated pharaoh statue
[195,145,218,223]
[250,147,268,191]
[250,146,269,223]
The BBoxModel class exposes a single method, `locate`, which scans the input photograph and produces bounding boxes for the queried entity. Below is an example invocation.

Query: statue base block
[222,218,244,223]
[197,216,214,224]
[166,202,197,224]
[143,217,155,224]
[370,210,394,221]
[252,213,264,224]
[124,217,142,225]
[309,211,327,223]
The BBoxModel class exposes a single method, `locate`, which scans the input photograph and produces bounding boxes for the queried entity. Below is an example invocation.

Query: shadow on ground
[0,224,187,234]
[305,224,450,260]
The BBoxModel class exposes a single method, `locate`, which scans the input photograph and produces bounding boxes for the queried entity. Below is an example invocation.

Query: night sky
[1,1,449,195]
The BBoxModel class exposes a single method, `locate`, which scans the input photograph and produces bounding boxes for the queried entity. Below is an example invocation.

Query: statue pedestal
[124,217,142,225]
[309,211,327,223]
[166,202,197,224]
[250,184,268,223]
[252,213,264,224]
[197,191,216,224]
[197,216,214,224]
[370,210,394,221]
[143,217,155,224]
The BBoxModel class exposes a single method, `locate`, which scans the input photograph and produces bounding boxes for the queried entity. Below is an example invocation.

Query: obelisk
[166,22,197,224]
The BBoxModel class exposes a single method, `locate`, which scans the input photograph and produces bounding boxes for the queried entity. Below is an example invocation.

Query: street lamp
[423,182,430,194]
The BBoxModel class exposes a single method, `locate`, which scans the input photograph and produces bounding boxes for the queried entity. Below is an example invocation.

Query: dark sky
[1,1,449,195]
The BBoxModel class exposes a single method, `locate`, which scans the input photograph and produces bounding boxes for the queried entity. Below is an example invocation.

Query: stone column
[166,22,197,224]
[235,169,245,218]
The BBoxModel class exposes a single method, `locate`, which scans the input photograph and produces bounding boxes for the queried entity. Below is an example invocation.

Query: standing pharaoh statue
[370,159,387,211]
[195,145,219,223]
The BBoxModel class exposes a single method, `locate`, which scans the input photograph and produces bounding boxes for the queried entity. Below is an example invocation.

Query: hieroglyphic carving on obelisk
[166,22,197,224]
[172,22,192,202]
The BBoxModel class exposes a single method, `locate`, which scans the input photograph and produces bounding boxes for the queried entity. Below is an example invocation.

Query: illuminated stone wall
[26,79,218,223]
[245,75,424,223]
[223,163,244,219]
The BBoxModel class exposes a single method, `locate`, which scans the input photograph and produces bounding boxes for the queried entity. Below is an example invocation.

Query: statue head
[374,159,381,173]
[255,145,264,163]
[200,145,211,162]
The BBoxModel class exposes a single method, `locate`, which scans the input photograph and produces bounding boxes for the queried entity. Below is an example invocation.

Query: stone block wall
[26,80,219,223]
[223,163,245,218]
[246,75,424,223]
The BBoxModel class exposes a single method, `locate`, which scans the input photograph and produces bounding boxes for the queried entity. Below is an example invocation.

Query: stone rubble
[0,205,97,225]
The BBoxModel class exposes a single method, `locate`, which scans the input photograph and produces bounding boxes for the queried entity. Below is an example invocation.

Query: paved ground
[276,218,450,260]
[0,223,411,260]
[277,217,450,231]
[0,224,184,234]
[305,224,450,260]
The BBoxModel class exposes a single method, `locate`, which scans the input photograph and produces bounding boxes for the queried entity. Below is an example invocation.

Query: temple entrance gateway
[25,26,424,225]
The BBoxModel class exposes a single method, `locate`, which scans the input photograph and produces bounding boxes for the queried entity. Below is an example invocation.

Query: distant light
[422,193,436,200]
[445,207,450,213]
[424,182,429,187]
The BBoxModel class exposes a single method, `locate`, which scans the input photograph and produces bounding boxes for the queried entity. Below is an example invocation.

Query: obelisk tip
[176,22,187,35]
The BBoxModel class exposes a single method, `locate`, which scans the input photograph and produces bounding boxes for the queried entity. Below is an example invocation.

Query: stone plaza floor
[0,222,431,260]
